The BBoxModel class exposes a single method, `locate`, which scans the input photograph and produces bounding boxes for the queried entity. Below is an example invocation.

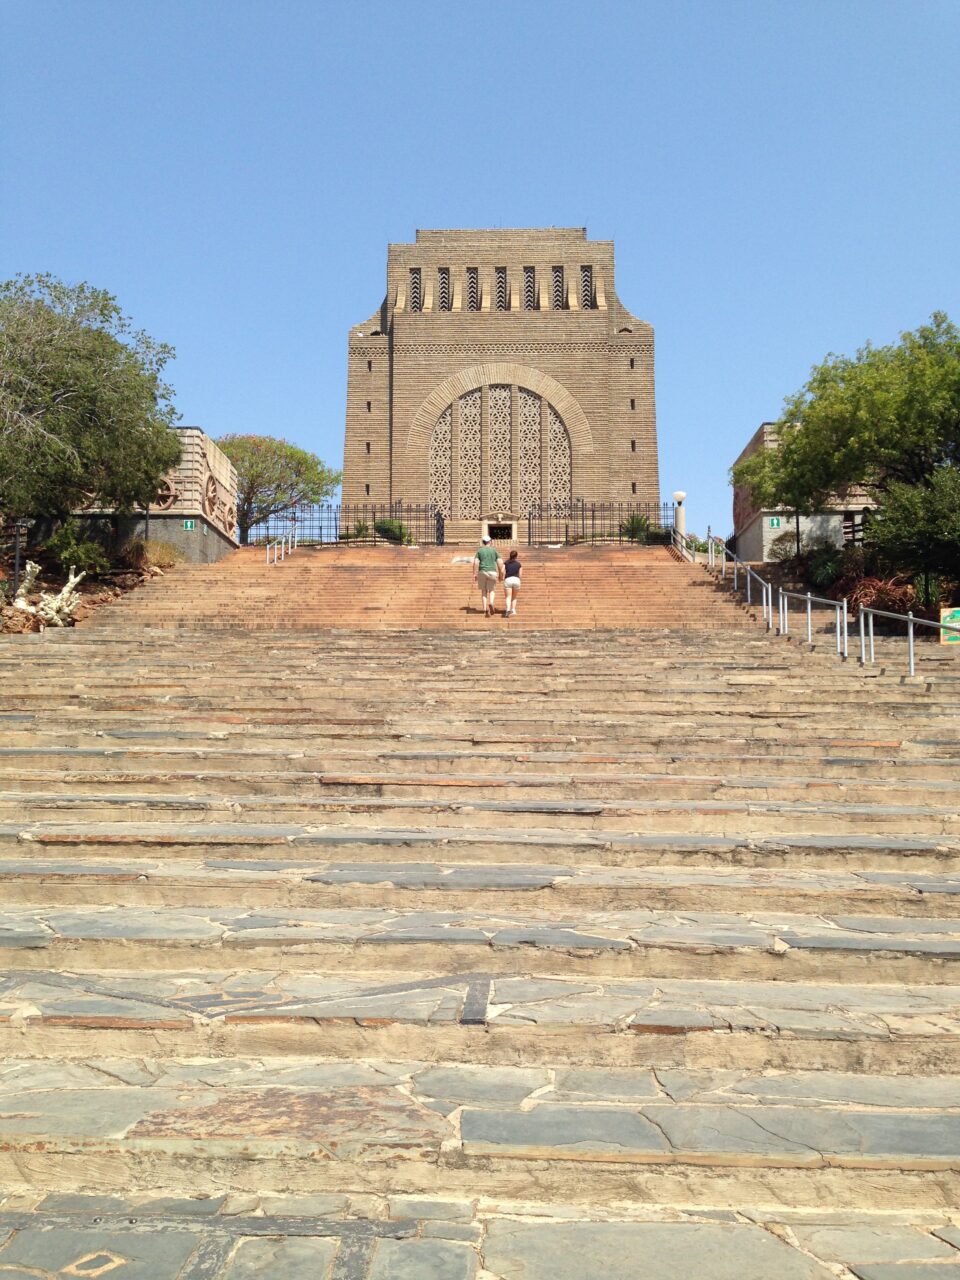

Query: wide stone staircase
[1,552,959,1278]
[91,542,756,630]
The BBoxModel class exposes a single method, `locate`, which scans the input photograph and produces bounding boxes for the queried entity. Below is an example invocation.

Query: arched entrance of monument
[427,383,573,543]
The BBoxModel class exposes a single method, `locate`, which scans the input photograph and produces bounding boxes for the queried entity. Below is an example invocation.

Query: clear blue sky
[3,0,958,535]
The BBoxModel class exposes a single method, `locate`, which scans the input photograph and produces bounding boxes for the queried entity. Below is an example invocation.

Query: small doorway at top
[486,522,514,542]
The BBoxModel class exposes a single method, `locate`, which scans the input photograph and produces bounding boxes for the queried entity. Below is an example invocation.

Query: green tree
[869,466,960,592]
[732,313,960,512]
[0,274,181,518]
[217,434,340,544]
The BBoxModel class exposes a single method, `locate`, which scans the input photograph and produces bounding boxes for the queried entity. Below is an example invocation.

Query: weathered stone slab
[222,1236,339,1278]
[367,1237,477,1279]
[413,1065,548,1106]
[848,1267,960,1280]
[480,1221,835,1278]
[789,1223,958,1262]
[0,1226,198,1278]
[461,1106,671,1157]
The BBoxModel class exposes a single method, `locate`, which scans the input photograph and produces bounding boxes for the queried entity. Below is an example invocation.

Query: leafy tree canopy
[868,465,960,583]
[733,313,960,514]
[0,273,181,518]
[217,434,341,543]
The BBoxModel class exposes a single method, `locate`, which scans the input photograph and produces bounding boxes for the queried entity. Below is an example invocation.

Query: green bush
[807,544,844,590]
[374,518,411,545]
[43,521,110,575]
[619,513,650,543]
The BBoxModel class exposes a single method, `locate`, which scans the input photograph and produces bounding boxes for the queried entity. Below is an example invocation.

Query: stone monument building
[341,228,660,541]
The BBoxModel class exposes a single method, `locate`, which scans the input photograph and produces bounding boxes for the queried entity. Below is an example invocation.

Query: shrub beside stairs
[0,548,959,1276]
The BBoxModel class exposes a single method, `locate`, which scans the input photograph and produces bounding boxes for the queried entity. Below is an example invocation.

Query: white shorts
[504,576,521,589]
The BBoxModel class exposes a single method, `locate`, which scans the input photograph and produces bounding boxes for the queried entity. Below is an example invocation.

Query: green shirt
[475,545,500,572]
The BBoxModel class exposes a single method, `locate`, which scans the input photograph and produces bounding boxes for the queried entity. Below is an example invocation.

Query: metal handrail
[265,527,298,564]
[706,532,774,630]
[670,527,696,563]
[859,607,960,677]
[778,588,849,659]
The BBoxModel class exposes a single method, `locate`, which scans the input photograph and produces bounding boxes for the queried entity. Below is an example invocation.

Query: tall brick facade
[341,228,660,539]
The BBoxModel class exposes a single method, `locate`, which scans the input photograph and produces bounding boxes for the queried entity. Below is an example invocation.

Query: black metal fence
[248,501,675,548]
[526,502,675,546]
[249,503,444,546]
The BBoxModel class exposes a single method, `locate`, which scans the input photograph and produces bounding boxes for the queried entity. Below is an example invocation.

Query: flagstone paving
[0,560,958,1275]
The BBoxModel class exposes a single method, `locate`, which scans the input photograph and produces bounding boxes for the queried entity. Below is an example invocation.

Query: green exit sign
[769,517,781,529]
[183,519,196,531]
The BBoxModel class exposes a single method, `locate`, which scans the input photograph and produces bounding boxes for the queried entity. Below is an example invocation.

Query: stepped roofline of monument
[413,227,591,241]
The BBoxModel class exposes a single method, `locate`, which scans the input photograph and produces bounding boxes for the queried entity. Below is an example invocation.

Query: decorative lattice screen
[518,389,542,514]
[548,404,571,515]
[429,406,452,516]
[457,389,482,517]
[488,385,512,512]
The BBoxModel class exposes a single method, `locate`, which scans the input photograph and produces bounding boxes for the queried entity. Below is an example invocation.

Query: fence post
[805,593,812,644]
[13,522,23,594]
[859,608,866,666]
[842,598,849,660]
[907,611,915,677]
[868,611,875,664]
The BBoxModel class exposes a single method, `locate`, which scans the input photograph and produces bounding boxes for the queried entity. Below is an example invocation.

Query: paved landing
[6,1192,960,1280]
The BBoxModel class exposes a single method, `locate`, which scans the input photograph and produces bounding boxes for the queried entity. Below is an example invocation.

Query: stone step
[1,1059,958,1209]
[3,969,957,1072]
[5,903,960,982]
[3,744,959,780]
[8,821,955,872]
[6,720,953,760]
[5,766,958,808]
[4,790,958,836]
[4,856,959,916]
[2,1196,959,1280]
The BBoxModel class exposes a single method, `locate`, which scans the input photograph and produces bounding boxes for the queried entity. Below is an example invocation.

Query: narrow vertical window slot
[580,265,593,310]
[523,266,536,310]
[408,268,422,313]
[495,266,508,311]
[551,266,564,310]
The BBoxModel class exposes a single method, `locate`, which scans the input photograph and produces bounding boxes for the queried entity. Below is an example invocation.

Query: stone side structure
[78,427,239,563]
[342,228,659,540]
[732,422,876,562]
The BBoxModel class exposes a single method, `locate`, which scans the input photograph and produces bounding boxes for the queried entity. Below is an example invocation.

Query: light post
[672,490,687,538]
